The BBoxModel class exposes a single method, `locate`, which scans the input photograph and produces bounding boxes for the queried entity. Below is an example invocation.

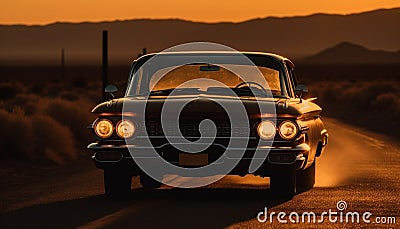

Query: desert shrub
[0,80,100,164]
[371,92,400,119]
[309,79,400,137]
[0,109,76,164]
[70,77,88,88]
[310,80,399,113]
[6,93,42,115]
[30,114,76,164]
[341,82,398,109]
[29,82,46,95]
[46,84,62,97]
[0,82,24,100]
[0,108,33,159]
[40,97,95,143]
[59,91,80,101]
[87,80,101,91]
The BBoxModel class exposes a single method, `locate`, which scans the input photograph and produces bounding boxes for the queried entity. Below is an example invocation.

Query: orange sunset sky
[1,0,399,25]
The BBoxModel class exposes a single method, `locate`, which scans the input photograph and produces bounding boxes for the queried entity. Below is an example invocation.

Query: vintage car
[88,51,328,198]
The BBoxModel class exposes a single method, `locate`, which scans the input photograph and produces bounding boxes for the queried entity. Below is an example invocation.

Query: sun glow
[1,0,399,25]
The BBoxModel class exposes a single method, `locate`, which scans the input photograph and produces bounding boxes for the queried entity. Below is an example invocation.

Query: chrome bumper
[88,142,309,167]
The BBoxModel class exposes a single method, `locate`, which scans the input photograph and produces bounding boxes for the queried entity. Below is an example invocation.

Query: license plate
[179,153,208,166]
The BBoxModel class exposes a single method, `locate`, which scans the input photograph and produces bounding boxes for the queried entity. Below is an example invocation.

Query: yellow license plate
[179,153,208,166]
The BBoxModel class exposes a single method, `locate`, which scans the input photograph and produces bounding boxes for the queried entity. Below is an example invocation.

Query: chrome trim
[267,153,305,165]
[136,136,258,140]
[321,129,329,146]
[88,142,310,152]
[306,97,318,102]
[93,151,123,162]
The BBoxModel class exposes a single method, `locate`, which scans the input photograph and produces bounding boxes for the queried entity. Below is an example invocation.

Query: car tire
[104,169,132,199]
[296,160,316,193]
[270,169,296,198]
[140,174,162,189]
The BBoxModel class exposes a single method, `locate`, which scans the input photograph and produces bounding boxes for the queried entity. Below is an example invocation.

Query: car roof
[135,51,293,65]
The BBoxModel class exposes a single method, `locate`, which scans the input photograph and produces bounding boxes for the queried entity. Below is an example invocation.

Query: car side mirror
[295,84,308,102]
[104,84,118,99]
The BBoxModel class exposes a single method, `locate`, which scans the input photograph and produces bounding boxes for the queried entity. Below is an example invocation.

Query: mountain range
[301,41,400,64]
[0,8,399,65]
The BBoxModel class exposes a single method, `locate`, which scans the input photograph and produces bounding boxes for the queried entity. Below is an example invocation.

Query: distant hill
[0,8,399,65]
[301,42,400,64]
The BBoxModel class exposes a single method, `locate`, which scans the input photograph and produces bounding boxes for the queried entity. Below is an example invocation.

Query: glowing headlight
[116,120,135,138]
[279,121,298,140]
[257,120,276,139]
[94,119,114,138]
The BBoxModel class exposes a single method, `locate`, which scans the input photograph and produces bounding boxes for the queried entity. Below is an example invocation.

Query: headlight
[94,119,114,138]
[116,120,135,138]
[257,120,276,139]
[279,121,298,140]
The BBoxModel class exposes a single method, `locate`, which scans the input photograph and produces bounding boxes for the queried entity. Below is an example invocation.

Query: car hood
[92,94,322,118]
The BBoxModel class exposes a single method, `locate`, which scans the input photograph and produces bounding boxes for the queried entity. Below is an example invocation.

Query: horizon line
[0,7,398,27]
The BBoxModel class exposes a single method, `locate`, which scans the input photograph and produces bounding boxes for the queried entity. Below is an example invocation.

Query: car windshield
[127,54,289,98]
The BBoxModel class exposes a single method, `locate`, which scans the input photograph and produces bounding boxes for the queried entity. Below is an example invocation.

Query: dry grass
[308,80,400,137]
[0,80,97,164]
[309,80,400,115]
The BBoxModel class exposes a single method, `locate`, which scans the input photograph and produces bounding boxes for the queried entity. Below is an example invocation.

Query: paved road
[1,118,399,228]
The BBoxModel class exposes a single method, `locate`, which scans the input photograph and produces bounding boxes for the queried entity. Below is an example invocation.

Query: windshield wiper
[150,88,202,95]
[233,88,286,98]
[149,88,174,95]
[234,88,266,97]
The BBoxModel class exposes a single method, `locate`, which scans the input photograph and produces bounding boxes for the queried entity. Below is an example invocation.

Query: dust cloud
[315,118,388,187]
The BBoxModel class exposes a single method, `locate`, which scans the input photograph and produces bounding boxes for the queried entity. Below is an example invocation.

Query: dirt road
[1,118,399,228]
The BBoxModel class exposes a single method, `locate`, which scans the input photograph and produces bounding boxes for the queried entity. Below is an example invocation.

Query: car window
[285,62,297,97]
[127,54,290,98]
[148,64,281,95]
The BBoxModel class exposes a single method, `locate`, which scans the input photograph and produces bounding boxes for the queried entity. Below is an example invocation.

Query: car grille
[144,121,258,137]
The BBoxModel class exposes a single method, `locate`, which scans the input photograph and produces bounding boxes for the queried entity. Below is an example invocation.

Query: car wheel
[104,169,132,199]
[140,174,162,189]
[296,160,316,193]
[270,169,296,198]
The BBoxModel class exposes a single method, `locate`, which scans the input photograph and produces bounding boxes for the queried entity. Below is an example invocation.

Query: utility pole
[61,48,65,78]
[102,30,108,101]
